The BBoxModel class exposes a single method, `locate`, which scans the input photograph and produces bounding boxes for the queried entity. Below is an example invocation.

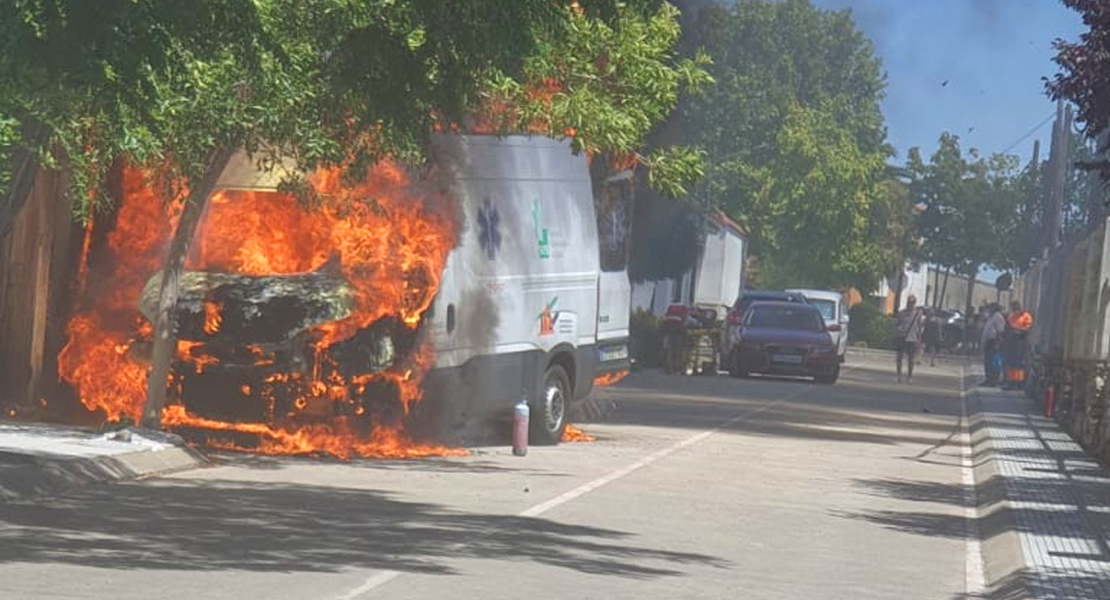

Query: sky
[808,0,1086,163]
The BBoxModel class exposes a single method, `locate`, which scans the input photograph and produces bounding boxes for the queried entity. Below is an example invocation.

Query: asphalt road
[0,353,974,600]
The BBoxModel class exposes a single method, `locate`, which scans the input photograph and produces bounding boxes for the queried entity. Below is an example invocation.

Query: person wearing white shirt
[979,305,1006,386]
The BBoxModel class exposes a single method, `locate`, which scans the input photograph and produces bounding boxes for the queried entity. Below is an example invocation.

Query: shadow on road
[840,392,1110,599]
[952,569,1110,600]
[591,364,966,449]
[0,478,726,578]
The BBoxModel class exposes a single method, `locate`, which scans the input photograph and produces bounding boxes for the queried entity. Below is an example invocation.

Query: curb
[0,442,206,502]
[848,346,972,362]
[963,375,1037,599]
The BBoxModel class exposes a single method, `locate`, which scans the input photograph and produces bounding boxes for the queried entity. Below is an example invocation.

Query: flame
[592,370,628,388]
[58,158,463,459]
[562,424,595,443]
[58,168,177,422]
[202,301,222,335]
[162,405,465,460]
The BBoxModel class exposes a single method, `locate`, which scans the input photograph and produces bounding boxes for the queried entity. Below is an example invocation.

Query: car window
[809,299,836,322]
[747,305,824,332]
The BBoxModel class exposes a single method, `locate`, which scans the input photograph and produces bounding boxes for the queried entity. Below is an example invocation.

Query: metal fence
[1024,218,1110,464]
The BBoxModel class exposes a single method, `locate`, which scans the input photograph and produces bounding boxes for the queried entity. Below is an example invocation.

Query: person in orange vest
[1002,300,1033,390]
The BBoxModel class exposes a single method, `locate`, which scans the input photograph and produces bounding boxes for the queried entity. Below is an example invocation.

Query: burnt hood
[138,266,353,344]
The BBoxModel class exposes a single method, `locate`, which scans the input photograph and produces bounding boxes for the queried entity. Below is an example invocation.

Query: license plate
[772,354,804,365]
[599,346,629,362]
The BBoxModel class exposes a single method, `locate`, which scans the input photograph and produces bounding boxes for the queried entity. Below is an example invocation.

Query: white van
[785,289,848,361]
[152,135,630,447]
[422,135,631,444]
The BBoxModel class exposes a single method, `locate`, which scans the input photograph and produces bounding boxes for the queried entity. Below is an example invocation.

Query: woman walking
[895,295,926,383]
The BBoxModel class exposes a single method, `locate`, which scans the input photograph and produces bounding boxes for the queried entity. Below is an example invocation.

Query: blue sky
[808,0,1085,163]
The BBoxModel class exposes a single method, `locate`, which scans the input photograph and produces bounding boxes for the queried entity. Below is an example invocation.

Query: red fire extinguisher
[1044,385,1055,418]
[512,398,529,457]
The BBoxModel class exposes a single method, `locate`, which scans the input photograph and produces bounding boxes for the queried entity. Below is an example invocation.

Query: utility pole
[1086,131,1109,229]
[1042,99,1072,254]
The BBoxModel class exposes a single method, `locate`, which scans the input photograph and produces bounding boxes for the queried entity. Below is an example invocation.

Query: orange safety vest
[1007,311,1032,331]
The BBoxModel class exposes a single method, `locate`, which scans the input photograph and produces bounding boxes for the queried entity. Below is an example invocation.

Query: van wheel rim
[544,381,565,432]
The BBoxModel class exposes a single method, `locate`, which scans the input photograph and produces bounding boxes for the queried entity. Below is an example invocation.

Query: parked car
[727,301,840,384]
[721,291,806,365]
[786,289,849,362]
[936,309,966,351]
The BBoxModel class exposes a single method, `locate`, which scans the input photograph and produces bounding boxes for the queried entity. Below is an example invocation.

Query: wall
[0,166,73,408]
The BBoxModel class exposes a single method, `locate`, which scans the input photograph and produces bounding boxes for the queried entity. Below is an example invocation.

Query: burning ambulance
[124,135,629,449]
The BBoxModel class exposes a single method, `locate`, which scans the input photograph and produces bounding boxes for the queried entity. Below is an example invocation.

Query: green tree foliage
[486,1,713,195]
[0,0,627,211]
[1046,0,1110,182]
[995,132,1105,272]
[906,133,1026,318]
[668,0,893,291]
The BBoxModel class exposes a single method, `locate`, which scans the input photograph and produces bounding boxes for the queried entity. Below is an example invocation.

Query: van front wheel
[532,364,570,445]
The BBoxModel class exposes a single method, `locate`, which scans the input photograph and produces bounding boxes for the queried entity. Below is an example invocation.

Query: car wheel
[728,350,749,379]
[531,364,569,445]
[816,363,840,385]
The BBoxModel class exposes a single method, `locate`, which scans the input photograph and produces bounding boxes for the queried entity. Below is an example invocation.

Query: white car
[786,289,848,362]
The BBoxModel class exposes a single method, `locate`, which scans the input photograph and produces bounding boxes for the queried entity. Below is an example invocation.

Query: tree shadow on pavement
[593,365,967,450]
[951,568,1110,600]
[0,478,726,578]
[208,453,571,478]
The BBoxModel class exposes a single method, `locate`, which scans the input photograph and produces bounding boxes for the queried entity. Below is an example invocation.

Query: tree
[662,0,894,291]
[908,133,1026,328]
[1046,0,1110,183]
[1,1,706,428]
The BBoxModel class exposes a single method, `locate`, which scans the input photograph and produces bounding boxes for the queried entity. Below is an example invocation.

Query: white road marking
[519,397,785,518]
[959,364,986,596]
[334,367,857,599]
[334,570,403,600]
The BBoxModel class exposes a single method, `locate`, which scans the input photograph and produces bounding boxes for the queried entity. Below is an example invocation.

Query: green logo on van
[531,197,550,259]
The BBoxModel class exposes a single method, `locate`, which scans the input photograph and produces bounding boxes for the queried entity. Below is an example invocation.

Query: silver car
[786,289,849,362]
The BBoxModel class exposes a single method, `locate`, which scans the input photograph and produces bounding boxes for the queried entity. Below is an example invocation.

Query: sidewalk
[0,421,204,502]
[969,379,1110,599]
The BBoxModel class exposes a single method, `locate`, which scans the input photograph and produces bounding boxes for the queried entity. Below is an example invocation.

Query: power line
[999,111,1056,155]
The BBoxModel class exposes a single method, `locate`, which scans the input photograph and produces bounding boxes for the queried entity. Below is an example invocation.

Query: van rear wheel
[532,364,569,445]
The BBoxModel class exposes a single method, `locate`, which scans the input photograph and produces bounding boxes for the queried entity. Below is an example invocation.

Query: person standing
[895,295,925,383]
[980,304,1006,387]
[1002,301,1033,390]
[922,308,944,367]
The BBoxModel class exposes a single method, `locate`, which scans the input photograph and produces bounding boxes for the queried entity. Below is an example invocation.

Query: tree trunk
[892,266,904,314]
[931,267,941,308]
[964,264,979,349]
[140,146,235,428]
[940,267,951,309]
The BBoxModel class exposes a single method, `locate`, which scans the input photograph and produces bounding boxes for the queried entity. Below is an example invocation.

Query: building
[876,263,1024,315]
[631,211,747,317]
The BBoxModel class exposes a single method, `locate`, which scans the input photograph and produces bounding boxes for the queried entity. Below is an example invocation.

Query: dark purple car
[727,301,840,384]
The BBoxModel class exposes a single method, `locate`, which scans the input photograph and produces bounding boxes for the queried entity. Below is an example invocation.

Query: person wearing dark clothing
[922,309,944,367]
[1002,301,1033,390]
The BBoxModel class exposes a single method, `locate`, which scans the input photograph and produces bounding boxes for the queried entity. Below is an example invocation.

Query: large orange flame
[58,159,461,459]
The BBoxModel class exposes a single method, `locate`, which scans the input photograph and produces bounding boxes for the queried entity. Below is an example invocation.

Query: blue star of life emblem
[478,197,501,260]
